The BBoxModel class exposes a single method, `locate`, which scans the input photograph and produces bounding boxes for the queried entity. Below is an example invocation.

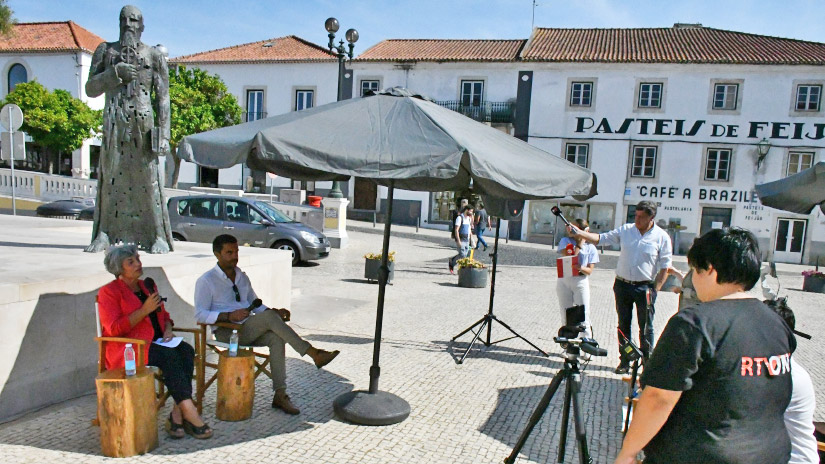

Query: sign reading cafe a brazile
[576,117,825,140]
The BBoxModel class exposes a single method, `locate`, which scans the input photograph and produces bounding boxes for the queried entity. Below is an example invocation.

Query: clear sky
[9,0,825,58]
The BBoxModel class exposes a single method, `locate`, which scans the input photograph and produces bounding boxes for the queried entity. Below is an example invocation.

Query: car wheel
[172,233,186,241]
[273,240,300,266]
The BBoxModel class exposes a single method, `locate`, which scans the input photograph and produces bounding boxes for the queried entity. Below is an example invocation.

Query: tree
[168,65,242,187]
[0,0,15,37]
[3,80,101,174]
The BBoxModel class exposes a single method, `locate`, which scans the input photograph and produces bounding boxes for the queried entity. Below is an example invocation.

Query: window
[705,148,731,181]
[713,84,738,110]
[461,80,483,107]
[638,83,663,108]
[245,89,264,122]
[7,63,27,94]
[787,151,814,176]
[796,85,821,111]
[565,143,589,168]
[189,198,221,219]
[570,82,593,107]
[360,80,379,97]
[295,89,314,111]
[225,200,264,224]
[631,146,657,178]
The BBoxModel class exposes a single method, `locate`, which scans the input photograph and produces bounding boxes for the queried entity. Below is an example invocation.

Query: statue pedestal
[321,197,349,249]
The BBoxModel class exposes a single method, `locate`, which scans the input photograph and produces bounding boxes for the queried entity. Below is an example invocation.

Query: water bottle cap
[125,343,132,347]
[232,329,238,333]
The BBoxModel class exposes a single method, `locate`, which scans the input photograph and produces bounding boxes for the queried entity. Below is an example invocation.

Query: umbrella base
[333,390,410,426]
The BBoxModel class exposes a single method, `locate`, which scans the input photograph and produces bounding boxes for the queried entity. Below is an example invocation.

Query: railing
[434,101,516,123]
[0,168,97,202]
[243,112,267,122]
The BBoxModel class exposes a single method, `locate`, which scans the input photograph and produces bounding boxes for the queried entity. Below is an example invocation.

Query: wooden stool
[216,350,255,421]
[96,367,158,458]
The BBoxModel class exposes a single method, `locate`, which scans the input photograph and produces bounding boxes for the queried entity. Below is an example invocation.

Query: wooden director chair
[93,296,202,425]
[194,322,272,414]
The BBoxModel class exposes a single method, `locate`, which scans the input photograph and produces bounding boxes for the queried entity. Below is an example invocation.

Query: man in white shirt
[567,200,672,373]
[195,234,339,415]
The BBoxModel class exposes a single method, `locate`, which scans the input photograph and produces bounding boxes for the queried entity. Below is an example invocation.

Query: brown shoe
[312,349,340,369]
[272,392,300,415]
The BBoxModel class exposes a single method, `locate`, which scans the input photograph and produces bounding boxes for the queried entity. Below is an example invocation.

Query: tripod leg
[452,315,488,341]
[570,373,593,464]
[504,368,566,464]
[457,318,488,364]
[490,316,549,357]
[557,375,573,463]
[623,359,640,435]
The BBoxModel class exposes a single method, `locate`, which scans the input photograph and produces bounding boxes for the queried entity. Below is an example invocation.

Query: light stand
[451,218,548,363]
[324,17,358,198]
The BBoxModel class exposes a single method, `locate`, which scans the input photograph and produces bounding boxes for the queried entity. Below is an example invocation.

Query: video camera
[556,304,607,361]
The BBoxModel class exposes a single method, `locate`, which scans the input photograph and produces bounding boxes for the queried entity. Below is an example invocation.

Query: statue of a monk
[85,5,174,253]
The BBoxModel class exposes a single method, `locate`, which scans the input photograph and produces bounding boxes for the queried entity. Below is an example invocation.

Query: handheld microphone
[143,278,168,303]
[248,298,263,311]
[551,206,573,228]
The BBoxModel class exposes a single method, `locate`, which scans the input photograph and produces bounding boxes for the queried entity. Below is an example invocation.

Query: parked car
[168,195,329,265]
[36,199,88,219]
[79,206,95,221]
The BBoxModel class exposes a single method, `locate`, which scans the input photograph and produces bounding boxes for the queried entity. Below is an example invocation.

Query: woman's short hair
[104,244,139,276]
[687,227,761,290]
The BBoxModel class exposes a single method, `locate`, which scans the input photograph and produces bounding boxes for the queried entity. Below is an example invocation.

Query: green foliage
[169,65,242,149]
[0,0,15,37]
[2,80,101,154]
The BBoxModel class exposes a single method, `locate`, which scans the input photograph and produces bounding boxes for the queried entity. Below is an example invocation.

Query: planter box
[364,259,394,283]
[458,267,488,288]
[802,275,825,293]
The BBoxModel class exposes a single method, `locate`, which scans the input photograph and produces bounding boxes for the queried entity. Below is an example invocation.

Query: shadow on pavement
[0,241,85,250]
[430,339,559,366]
[304,334,374,345]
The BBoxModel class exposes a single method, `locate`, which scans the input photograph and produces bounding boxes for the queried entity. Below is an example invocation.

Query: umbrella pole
[332,181,411,425]
[451,218,548,363]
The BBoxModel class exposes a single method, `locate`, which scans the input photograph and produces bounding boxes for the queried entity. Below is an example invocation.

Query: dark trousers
[148,341,195,404]
[613,279,656,360]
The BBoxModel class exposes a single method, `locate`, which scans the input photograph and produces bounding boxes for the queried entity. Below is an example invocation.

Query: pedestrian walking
[474,204,491,251]
[449,205,474,274]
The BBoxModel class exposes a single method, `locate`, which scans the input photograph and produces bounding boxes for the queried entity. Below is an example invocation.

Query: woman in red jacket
[98,244,212,440]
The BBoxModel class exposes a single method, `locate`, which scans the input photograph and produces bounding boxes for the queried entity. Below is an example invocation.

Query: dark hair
[213,234,238,253]
[636,201,657,218]
[462,205,473,212]
[687,227,761,290]
[764,297,795,330]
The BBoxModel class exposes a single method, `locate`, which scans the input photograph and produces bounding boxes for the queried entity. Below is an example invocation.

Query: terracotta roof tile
[0,21,104,54]
[356,39,526,62]
[171,35,335,64]
[521,26,825,65]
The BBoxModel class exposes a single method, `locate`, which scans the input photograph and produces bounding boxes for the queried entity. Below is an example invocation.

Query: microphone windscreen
[144,277,156,292]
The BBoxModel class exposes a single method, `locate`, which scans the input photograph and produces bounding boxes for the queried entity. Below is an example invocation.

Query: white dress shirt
[785,359,818,464]
[194,264,267,325]
[599,223,672,282]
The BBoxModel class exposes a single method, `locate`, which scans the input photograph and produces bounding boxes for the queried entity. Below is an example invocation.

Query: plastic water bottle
[124,344,136,376]
[229,329,239,357]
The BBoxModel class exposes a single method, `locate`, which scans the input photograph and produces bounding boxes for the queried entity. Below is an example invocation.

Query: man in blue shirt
[568,201,672,373]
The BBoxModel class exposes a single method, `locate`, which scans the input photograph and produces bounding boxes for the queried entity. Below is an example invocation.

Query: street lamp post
[324,17,358,198]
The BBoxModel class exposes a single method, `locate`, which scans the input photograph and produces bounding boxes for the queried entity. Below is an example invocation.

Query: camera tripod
[505,338,605,464]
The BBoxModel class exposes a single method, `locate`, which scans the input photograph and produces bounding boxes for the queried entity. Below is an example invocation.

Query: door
[183,197,224,242]
[198,167,219,187]
[774,218,807,263]
[223,199,269,247]
[353,178,377,210]
[699,207,732,237]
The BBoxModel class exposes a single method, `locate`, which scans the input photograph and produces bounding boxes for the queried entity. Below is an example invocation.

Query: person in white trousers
[556,218,599,338]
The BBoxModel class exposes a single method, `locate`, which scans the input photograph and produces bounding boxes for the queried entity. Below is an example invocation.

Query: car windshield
[255,202,296,223]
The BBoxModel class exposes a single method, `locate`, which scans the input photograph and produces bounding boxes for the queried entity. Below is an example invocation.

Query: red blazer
[97,279,174,370]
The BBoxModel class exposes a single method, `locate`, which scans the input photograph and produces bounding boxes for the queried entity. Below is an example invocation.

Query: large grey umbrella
[179,87,597,425]
[756,161,825,214]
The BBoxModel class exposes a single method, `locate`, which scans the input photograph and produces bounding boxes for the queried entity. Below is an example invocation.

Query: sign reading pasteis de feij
[575,117,825,140]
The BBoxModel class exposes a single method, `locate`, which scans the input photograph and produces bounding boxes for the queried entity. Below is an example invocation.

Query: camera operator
[614,228,795,464]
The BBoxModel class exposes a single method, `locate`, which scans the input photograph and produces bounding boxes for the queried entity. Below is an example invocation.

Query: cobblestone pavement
[0,221,823,463]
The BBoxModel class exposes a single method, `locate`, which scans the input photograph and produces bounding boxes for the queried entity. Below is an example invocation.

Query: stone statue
[85,5,173,253]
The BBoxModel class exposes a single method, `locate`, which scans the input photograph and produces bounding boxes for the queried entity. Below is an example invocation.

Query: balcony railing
[434,101,515,124]
[243,111,268,122]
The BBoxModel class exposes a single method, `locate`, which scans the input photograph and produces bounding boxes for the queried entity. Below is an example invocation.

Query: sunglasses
[232,284,241,302]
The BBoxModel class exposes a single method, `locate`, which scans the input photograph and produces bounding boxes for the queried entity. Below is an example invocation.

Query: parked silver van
[168,195,329,265]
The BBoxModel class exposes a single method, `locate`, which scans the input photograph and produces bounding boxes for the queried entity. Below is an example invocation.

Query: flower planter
[458,266,488,288]
[364,259,394,283]
[802,275,825,293]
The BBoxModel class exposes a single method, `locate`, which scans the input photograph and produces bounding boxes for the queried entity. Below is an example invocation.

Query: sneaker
[614,363,630,374]
[448,263,455,274]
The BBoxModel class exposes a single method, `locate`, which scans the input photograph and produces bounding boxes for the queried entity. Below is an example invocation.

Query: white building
[0,22,104,178]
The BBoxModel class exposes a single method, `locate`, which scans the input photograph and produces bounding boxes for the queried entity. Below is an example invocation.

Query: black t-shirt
[641,298,795,464]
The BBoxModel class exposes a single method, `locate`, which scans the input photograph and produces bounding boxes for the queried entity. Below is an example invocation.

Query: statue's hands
[115,62,138,83]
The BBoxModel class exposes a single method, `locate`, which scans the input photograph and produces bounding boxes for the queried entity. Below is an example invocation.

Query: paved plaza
[0,220,823,463]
